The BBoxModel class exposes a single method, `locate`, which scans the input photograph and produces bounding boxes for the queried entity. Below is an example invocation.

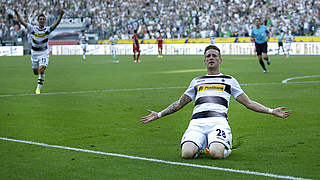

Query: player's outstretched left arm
[50,7,65,31]
[236,93,291,118]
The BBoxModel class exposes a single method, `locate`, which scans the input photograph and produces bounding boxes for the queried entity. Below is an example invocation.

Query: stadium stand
[1,0,320,48]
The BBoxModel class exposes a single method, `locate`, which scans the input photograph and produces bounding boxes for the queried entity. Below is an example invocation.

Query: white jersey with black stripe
[285,34,294,43]
[27,23,52,55]
[79,34,88,45]
[109,36,118,45]
[184,73,244,120]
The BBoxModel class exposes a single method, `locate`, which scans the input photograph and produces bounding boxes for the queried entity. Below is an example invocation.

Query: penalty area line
[0,137,310,180]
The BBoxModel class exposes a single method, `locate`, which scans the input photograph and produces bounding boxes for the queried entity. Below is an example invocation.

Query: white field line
[281,75,320,83]
[0,80,319,98]
[0,137,311,180]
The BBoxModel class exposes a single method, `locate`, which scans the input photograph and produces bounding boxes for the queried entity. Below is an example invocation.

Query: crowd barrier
[51,42,320,55]
[0,46,23,56]
[99,36,320,45]
[1,42,320,56]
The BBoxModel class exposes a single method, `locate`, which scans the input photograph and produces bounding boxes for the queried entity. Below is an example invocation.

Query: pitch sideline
[0,137,311,180]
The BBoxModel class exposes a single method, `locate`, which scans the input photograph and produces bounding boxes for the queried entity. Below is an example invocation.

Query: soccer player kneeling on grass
[14,7,64,94]
[141,45,291,159]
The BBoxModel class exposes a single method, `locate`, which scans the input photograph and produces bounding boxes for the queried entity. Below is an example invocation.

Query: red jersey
[157,36,163,46]
[133,34,139,47]
[132,33,140,52]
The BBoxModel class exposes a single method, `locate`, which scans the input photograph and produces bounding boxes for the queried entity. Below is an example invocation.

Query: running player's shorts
[181,117,232,150]
[255,42,268,55]
[31,52,49,69]
[111,45,116,53]
[81,44,87,51]
[285,43,291,52]
[133,47,140,53]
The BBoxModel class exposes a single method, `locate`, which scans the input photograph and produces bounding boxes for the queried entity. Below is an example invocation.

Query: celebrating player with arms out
[14,7,65,94]
[157,31,163,58]
[141,45,291,159]
[132,29,141,63]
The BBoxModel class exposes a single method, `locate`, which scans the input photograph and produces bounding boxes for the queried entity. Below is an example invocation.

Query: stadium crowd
[1,0,320,45]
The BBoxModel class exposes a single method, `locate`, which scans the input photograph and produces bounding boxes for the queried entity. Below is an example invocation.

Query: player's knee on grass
[181,142,199,159]
[209,142,228,159]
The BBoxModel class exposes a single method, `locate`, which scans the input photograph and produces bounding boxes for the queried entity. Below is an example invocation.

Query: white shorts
[285,43,291,52]
[31,53,49,69]
[181,117,232,150]
[81,44,87,51]
[111,45,117,54]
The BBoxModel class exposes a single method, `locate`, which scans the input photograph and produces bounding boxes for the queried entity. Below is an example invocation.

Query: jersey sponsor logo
[34,34,46,38]
[198,84,225,92]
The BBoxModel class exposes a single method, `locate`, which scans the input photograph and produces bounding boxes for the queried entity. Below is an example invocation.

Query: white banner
[0,46,24,56]
[51,42,320,55]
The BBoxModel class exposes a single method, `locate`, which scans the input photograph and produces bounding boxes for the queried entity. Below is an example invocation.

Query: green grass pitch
[0,54,319,179]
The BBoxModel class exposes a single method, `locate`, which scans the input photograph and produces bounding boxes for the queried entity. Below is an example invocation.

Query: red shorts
[158,44,163,49]
[133,47,140,53]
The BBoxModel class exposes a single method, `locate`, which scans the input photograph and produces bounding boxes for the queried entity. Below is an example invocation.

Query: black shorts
[278,42,283,47]
[255,42,268,55]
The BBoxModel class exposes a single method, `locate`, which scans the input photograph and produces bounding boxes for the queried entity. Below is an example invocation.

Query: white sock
[36,74,45,90]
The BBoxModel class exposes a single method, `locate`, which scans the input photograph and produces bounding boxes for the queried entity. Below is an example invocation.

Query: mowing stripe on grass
[0,80,319,98]
[0,137,311,180]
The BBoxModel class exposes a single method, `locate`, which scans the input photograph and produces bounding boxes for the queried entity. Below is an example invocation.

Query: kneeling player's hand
[272,107,291,119]
[141,110,158,124]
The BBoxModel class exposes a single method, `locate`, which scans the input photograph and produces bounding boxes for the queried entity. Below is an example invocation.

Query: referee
[251,18,271,73]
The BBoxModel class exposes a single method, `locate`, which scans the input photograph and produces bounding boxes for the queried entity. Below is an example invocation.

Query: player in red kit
[132,30,141,63]
[157,31,163,58]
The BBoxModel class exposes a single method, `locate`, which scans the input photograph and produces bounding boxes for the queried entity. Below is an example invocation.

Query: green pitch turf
[0,54,319,179]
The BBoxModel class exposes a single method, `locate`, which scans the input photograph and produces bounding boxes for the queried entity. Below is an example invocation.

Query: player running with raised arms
[14,7,65,94]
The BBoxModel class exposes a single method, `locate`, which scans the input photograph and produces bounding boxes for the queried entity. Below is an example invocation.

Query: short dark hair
[38,14,46,20]
[204,45,221,56]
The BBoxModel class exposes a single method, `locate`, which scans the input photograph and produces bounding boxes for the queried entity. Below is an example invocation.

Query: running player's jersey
[132,34,139,48]
[27,23,52,55]
[277,33,284,43]
[157,36,163,46]
[209,30,215,44]
[285,34,294,43]
[110,36,118,45]
[79,33,88,45]
[251,25,269,44]
[184,73,243,120]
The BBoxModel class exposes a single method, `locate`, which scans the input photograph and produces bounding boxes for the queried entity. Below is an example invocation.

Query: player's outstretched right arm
[14,8,28,28]
[141,94,192,124]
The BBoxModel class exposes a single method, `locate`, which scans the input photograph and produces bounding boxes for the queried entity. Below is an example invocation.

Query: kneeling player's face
[204,49,222,68]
